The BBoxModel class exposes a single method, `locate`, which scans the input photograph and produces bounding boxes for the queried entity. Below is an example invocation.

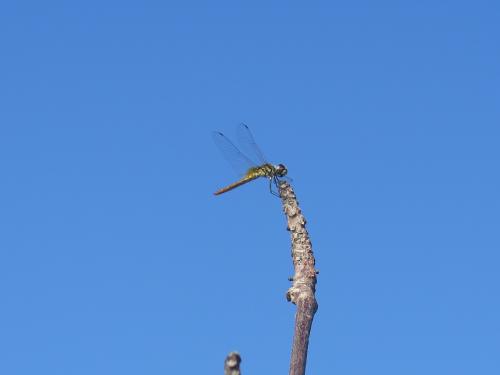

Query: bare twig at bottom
[224,352,241,375]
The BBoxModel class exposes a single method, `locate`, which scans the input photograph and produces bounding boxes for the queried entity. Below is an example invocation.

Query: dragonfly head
[275,164,288,177]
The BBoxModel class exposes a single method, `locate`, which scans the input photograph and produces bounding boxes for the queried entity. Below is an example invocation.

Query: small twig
[279,181,318,375]
[224,352,242,375]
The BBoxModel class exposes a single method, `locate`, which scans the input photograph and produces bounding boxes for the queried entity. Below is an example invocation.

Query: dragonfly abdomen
[213,175,260,195]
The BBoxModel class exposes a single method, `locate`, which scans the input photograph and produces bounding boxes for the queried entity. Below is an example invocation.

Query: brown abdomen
[214,176,258,195]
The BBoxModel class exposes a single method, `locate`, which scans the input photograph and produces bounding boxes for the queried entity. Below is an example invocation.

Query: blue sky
[1,1,499,374]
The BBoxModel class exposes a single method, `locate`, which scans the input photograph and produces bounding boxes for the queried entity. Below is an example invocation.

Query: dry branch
[279,181,318,375]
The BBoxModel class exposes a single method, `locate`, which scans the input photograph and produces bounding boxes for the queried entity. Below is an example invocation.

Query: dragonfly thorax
[253,163,287,178]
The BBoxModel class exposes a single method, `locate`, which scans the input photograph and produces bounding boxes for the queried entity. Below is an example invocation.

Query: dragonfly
[212,123,288,196]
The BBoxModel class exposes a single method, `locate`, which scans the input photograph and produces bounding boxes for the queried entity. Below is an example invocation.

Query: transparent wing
[236,123,268,164]
[212,131,256,177]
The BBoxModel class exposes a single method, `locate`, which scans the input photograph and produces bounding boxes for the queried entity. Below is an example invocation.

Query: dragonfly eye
[276,164,287,177]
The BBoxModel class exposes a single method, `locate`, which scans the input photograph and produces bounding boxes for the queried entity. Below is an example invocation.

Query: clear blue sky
[1,1,498,374]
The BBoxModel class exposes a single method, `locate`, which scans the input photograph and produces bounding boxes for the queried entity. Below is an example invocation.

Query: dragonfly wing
[212,131,256,177]
[236,123,268,165]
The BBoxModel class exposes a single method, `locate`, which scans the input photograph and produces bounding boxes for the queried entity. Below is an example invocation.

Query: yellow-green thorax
[245,163,287,179]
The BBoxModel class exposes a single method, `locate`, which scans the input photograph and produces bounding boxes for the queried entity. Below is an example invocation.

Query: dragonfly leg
[269,177,281,197]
